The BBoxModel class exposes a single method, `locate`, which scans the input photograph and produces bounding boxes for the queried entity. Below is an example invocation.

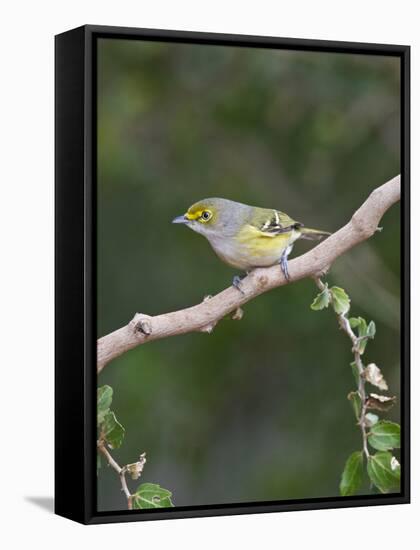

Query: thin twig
[97,175,400,372]
[313,277,370,459]
[97,440,133,508]
[338,315,370,459]
[119,467,133,510]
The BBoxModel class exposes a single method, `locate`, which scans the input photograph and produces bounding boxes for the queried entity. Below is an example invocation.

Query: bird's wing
[252,208,302,237]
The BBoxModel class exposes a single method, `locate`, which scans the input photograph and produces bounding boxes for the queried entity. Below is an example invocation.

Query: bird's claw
[279,253,290,282]
[232,275,245,295]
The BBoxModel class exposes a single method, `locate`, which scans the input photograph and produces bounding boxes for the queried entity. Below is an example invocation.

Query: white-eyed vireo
[173,197,330,289]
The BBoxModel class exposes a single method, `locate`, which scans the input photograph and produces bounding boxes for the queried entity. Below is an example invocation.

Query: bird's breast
[206,228,301,270]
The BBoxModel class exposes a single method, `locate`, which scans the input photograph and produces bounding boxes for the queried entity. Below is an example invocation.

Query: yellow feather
[237,224,298,260]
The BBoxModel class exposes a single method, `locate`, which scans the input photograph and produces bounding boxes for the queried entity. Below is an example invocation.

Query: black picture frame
[55,24,410,525]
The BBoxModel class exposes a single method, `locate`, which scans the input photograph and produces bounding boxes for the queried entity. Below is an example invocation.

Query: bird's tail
[299,227,331,241]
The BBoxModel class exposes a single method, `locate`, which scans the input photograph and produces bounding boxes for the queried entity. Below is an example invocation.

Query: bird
[172,197,330,291]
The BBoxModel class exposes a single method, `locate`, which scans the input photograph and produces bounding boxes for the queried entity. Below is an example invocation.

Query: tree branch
[97,175,401,373]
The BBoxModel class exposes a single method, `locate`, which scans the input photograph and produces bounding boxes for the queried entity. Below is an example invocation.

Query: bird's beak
[172,214,189,224]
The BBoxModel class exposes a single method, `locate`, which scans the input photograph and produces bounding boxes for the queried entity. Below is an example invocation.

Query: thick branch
[97,175,401,372]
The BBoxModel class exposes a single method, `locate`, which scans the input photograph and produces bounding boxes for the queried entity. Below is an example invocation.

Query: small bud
[136,318,152,335]
[391,456,400,471]
[131,313,153,335]
[126,452,147,480]
[231,307,244,321]
[200,323,216,334]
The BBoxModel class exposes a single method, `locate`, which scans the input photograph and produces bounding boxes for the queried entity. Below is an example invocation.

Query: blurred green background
[97,38,401,511]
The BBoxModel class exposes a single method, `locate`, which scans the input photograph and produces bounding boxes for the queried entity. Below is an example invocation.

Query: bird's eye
[201,210,212,222]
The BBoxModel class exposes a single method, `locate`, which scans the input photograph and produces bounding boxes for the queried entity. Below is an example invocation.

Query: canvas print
[96,38,402,512]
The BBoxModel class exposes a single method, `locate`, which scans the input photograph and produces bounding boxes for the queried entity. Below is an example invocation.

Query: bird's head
[172,198,244,238]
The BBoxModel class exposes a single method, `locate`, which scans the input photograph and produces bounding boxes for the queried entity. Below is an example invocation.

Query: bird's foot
[279,252,290,282]
[232,275,246,295]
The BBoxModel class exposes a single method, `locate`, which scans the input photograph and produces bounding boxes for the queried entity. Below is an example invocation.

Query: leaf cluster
[340,422,401,496]
[311,283,401,497]
[310,283,351,315]
[97,385,125,450]
[97,385,174,509]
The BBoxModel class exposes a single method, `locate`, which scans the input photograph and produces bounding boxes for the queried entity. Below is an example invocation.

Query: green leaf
[132,483,174,509]
[368,421,400,451]
[102,411,125,449]
[350,361,360,385]
[330,286,350,315]
[354,318,376,354]
[98,385,113,424]
[340,451,364,496]
[347,391,362,420]
[349,317,368,352]
[367,452,400,493]
[356,317,368,335]
[358,341,368,355]
[310,285,330,311]
[367,321,376,339]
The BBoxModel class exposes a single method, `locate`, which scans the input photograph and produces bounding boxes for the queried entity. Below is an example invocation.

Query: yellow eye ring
[200,210,212,222]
